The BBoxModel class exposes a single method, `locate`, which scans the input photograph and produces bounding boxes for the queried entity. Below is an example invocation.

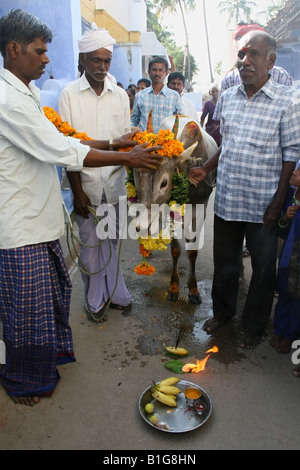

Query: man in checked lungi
[0,9,163,405]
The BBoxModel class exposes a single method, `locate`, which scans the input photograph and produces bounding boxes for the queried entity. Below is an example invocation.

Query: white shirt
[0,68,89,249]
[58,74,131,205]
[181,96,199,122]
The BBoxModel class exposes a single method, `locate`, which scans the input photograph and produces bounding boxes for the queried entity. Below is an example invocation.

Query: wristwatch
[108,138,114,151]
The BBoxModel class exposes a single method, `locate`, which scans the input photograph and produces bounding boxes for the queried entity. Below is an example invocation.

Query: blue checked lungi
[0,240,75,397]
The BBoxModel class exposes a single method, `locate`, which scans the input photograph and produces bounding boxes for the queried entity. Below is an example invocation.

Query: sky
[160,0,273,91]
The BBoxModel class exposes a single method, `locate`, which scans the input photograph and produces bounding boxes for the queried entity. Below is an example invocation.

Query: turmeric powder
[184,387,201,400]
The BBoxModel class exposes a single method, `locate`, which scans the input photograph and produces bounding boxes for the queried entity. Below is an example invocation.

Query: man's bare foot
[293,365,300,378]
[269,334,281,349]
[275,337,292,353]
[239,332,259,349]
[11,396,40,406]
[203,318,226,334]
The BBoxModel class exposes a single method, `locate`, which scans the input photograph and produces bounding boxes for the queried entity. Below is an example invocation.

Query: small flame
[182,346,219,373]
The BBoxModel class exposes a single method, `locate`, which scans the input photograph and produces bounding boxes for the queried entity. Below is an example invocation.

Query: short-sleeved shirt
[215,78,300,223]
[131,84,183,133]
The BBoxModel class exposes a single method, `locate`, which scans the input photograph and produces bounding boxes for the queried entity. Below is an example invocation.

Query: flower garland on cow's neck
[43,107,190,276]
[124,118,190,276]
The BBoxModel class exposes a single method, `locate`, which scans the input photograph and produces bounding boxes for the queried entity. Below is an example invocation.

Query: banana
[164,344,188,356]
[158,377,180,387]
[151,389,177,407]
[158,385,181,395]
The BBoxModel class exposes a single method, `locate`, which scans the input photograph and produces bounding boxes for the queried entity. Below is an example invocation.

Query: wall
[0,0,82,88]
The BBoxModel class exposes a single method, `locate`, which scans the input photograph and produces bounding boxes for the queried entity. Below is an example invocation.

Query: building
[266,0,300,86]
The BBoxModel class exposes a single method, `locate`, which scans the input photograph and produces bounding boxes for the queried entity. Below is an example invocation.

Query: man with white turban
[59,24,132,322]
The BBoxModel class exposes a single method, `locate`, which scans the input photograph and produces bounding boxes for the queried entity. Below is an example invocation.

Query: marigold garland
[125,131,189,276]
[43,106,93,141]
[119,129,184,158]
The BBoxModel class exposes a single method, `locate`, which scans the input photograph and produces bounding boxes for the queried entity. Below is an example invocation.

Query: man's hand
[263,201,282,233]
[189,167,208,187]
[73,190,92,218]
[111,129,141,149]
[125,143,163,169]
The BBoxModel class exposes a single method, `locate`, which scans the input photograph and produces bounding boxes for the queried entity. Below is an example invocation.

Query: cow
[133,114,218,304]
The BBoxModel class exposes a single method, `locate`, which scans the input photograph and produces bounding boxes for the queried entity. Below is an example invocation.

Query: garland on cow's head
[125,111,190,276]
[43,107,189,277]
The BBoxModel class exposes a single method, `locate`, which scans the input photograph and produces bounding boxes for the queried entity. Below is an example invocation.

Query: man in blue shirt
[190,31,300,349]
[131,57,183,133]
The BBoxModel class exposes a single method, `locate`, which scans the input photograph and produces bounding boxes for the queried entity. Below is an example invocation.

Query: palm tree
[217,0,258,26]
[203,0,214,83]
[265,0,286,19]
[151,0,196,83]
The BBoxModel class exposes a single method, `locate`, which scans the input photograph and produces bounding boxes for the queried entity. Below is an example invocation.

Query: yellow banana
[164,344,188,356]
[158,385,181,395]
[151,389,177,407]
[158,377,180,387]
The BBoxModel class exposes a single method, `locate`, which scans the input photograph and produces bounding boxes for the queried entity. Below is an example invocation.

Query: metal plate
[138,380,212,433]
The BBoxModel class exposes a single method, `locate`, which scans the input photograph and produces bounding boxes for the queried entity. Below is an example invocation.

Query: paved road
[0,193,299,451]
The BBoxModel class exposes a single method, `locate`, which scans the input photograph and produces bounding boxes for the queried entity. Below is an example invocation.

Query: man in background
[167,71,199,122]
[131,56,183,133]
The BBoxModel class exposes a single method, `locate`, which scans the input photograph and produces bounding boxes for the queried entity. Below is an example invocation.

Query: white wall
[96,0,147,32]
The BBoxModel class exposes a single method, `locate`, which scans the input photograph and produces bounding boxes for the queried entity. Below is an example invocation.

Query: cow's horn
[146,109,154,133]
[179,142,198,162]
[172,114,180,139]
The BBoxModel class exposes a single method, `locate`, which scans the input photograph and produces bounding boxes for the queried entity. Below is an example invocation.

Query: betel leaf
[164,359,186,374]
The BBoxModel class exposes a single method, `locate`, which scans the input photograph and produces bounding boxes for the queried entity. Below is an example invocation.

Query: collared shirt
[182,96,199,122]
[131,84,183,133]
[0,68,89,249]
[215,78,300,223]
[220,66,294,94]
[214,66,294,121]
[59,74,131,205]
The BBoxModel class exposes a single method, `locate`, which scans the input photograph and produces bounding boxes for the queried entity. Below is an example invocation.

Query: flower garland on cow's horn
[123,111,190,276]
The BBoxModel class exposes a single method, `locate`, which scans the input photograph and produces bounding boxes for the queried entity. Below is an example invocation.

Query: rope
[66,205,123,323]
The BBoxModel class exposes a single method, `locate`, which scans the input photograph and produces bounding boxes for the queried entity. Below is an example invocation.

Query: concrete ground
[0,192,299,451]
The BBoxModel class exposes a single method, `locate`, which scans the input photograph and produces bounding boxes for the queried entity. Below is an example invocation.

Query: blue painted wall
[0,0,82,87]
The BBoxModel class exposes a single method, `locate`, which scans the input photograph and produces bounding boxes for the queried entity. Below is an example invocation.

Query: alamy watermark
[0,340,5,365]
[291,340,300,365]
[94,197,206,251]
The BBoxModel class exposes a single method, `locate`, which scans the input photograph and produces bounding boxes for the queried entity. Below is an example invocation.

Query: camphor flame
[182,346,219,373]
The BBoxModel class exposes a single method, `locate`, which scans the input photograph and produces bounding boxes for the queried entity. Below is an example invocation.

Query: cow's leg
[187,249,202,305]
[167,239,181,302]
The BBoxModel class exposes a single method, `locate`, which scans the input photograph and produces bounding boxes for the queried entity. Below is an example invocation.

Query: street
[0,191,299,450]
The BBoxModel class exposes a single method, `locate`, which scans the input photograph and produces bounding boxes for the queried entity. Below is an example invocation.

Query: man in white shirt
[0,9,163,405]
[167,71,199,122]
[58,24,133,323]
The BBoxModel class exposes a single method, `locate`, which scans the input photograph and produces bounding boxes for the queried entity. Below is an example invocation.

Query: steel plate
[138,380,212,433]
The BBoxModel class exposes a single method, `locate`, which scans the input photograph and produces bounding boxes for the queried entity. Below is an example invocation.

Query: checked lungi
[0,240,75,397]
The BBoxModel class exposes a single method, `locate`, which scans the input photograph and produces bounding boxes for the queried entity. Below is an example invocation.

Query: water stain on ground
[125,276,249,366]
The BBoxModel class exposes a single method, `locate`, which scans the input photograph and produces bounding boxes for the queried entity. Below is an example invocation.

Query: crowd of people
[0,9,299,408]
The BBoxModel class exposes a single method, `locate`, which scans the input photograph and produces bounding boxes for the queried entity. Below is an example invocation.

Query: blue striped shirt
[215,78,300,223]
[131,85,183,133]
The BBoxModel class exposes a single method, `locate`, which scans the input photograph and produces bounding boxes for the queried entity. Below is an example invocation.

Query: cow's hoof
[188,293,202,305]
[167,291,179,302]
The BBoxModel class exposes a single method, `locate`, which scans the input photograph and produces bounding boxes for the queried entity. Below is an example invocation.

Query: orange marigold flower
[118,130,184,158]
[43,107,93,141]
[134,261,156,276]
[139,244,150,258]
